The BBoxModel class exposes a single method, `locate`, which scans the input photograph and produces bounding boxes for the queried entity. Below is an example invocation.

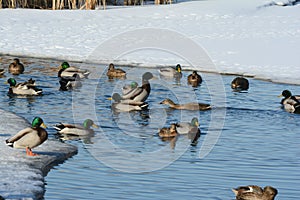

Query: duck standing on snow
[54,119,99,136]
[58,61,90,79]
[160,98,211,111]
[6,117,48,156]
[106,63,126,78]
[187,71,202,87]
[158,64,182,79]
[231,77,249,91]
[279,90,300,113]
[8,58,25,75]
[122,72,153,102]
[6,78,42,95]
[232,185,278,200]
[109,93,148,112]
[59,73,82,91]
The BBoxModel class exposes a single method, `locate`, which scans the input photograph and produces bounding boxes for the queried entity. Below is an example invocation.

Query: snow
[0,109,77,200]
[0,0,299,85]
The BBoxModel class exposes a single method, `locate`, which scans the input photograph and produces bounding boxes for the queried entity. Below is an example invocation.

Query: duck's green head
[281,90,292,98]
[176,64,182,73]
[6,78,17,86]
[130,81,138,89]
[61,62,70,70]
[191,117,199,127]
[83,119,99,129]
[32,117,47,128]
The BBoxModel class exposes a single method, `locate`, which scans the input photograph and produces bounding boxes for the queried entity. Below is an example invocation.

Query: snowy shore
[0,109,77,199]
[0,0,299,85]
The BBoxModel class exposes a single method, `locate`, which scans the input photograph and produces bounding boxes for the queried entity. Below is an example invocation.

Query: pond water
[0,56,299,199]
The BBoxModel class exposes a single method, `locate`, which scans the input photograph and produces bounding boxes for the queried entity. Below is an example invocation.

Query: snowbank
[0,109,77,199]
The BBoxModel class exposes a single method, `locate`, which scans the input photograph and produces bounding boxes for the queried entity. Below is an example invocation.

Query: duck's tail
[5,139,14,148]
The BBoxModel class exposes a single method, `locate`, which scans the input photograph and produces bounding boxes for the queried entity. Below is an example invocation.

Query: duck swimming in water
[231,77,249,91]
[106,63,126,78]
[158,64,182,79]
[6,78,42,95]
[279,90,300,113]
[58,61,90,79]
[54,119,99,136]
[109,93,148,112]
[8,58,25,75]
[6,117,47,156]
[232,185,278,200]
[187,71,202,87]
[160,98,211,111]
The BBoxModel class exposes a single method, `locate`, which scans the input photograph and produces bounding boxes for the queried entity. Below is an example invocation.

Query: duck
[176,117,201,145]
[109,93,148,112]
[106,63,126,78]
[231,77,249,91]
[59,73,82,91]
[159,123,178,138]
[122,81,139,99]
[8,58,25,75]
[279,90,300,113]
[187,71,202,86]
[122,72,153,102]
[158,64,182,79]
[58,61,90,79]
[6,117,48,156]
[0,68,5,75]
[160,98,211,111]
[232,185,278,200]
[6,78,43,95]
[54,119,99,136]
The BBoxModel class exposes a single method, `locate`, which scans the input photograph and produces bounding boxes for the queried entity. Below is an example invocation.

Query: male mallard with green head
[122,72,153,102]
[54,119,99,136]
[8,58,25,75]
[158,64,182,79]
[160,98,211,111]
[58,61,90,79]
[232,185,278,200]
[109,93,148,112]
[106,63,126,78]
[187,71,202,87]
[6,78,42,95]
[177,117,201,145]
[6,117,48,156]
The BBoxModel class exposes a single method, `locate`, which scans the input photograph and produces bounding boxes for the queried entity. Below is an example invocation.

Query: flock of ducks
[3,58,298,199]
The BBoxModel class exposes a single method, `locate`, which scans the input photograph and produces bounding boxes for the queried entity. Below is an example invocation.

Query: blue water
[0,56,299,199]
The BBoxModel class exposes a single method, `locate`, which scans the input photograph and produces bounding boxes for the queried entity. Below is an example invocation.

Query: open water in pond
[0,56,299,199]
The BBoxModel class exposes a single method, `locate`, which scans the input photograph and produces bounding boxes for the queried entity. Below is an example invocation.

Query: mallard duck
[8,58,25,75]
[58,61,90,79]
[187,71,202,86]
[109,93,148,112]
[122,72,153,102]
[231,77,249,91]
[279,90,300,113]
[159,123,178,138]
[6,78,43,95]
[106,63,126,78]
[54,119,99,136]
[232,185,278,200]
[158,64,182,78]
[0,68,5,75]
[176,117,201,145]
[59,73,82,91]
[122,81,138,99]
[160,98,211,111]
[6,117,47,156]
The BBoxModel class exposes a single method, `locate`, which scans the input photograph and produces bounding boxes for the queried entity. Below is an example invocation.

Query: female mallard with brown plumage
[6,117,48,156]
[106,63,126,78]
[187,71,202,87]
[8,58,25,75]
[232,185,278,200]
[54,119,99,136]
[159,123,178,138]
[6,78,42,95]
[231,77,249,91]
[160,98,211,111]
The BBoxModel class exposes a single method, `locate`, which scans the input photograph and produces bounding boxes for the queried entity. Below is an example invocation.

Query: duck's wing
[122,87,144,100]
[6,127,35,145]
[176,122,193,134]
[158,68,175,77]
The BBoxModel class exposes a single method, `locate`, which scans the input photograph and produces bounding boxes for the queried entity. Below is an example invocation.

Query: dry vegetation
[0,0,172,9]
